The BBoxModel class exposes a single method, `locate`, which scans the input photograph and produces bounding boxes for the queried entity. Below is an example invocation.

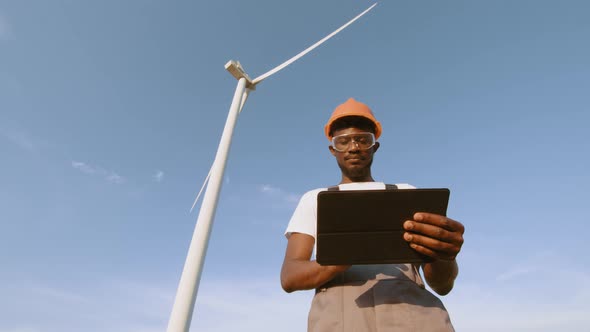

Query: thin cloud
[153,170,164,183]
[30,285,89,304]
[1,126,57,152]
[192,277,310,332]
[1,129,35,151]
[260,184,279,194]
[446,279,590,331]
[0,328,42,332]
[106,173,125,184]
[259,184,300,204]
[0,12,13,40]
[496,266,536,282]
[0,276,307,332]
[71,160,126,184]
[71,161,96,174]
[0,279,169,332]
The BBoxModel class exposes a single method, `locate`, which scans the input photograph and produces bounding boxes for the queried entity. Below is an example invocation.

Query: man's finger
[414,212,465,233]
[406,242,456,261]
[403,220,456,243]
[404,232,459,259]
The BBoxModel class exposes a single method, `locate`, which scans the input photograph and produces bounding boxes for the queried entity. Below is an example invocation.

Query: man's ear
[373,141,380,153]
[329,145,337,156]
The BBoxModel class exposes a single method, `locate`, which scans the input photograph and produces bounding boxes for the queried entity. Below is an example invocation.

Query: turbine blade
[189,166,212,213]
[189,88,250,214]
[252,3,377,85]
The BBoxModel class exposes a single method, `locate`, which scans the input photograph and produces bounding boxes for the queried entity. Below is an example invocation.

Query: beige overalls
[309,264,455,332]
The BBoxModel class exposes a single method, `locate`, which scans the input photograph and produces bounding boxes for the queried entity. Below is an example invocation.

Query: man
[280,98,465,331]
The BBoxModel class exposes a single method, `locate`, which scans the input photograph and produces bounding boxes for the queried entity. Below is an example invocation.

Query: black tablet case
[316,188,450,265]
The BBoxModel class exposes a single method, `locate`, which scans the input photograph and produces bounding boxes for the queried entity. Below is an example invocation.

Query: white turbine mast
[168,3,378,332]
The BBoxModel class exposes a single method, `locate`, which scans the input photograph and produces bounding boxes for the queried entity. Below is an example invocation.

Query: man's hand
[402,212,464,295]
[403,212,464,260]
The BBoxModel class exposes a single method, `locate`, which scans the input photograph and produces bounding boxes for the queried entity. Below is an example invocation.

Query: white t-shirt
[285,182,416,240]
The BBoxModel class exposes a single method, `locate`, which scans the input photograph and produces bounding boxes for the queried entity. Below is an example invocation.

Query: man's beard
[337,157,373,181]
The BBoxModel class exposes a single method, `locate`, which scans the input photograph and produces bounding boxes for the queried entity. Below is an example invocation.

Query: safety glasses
[331,132,375,152]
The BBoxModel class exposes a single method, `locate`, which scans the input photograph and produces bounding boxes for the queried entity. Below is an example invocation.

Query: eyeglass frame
[330,132,376,152]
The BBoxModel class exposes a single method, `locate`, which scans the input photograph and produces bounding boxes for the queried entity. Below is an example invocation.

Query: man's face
[329,127,380,181]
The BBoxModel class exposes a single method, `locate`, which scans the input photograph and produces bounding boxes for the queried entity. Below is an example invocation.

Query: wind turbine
[167,3,378,332]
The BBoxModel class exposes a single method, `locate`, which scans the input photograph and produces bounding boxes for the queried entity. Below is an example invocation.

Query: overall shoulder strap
[327,185,340,191]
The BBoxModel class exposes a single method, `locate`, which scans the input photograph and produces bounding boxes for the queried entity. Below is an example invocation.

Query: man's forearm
[281,259,349,293]
[422,259,459,295]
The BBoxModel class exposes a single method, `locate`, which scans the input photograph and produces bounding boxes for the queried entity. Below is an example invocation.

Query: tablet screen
[316,188,450,265]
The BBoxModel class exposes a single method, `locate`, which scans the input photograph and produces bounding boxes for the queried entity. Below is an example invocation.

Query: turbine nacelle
[224,60,255,90]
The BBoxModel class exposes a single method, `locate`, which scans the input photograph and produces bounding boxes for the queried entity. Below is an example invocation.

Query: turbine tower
[167,4,378,332]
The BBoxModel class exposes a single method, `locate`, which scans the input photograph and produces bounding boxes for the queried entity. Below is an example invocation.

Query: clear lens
[331,132,375,152]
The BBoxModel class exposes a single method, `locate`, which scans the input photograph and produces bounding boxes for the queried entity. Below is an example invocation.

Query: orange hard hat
[324,98,382,140]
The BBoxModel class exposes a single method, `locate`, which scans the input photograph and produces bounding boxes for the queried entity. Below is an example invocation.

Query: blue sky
[1,1,589,331]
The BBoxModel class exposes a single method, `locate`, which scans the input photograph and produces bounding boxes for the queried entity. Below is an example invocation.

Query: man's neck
[340,175,375,184]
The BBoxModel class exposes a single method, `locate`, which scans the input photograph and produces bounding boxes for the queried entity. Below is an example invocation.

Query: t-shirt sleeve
[284,189,321,240]
[396,183,416,189]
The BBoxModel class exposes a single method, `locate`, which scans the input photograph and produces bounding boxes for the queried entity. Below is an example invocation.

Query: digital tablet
[316,188,450,265]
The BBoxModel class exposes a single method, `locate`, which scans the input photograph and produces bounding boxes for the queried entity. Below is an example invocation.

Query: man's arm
[403,212,464,295]
[280,233,350,293]
[422,259,459,295]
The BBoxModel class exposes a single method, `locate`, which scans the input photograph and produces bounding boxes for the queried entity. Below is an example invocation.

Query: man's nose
[348,141,361,152]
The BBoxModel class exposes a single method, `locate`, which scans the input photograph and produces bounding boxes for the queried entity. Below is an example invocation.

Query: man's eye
[336,138,349,145]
